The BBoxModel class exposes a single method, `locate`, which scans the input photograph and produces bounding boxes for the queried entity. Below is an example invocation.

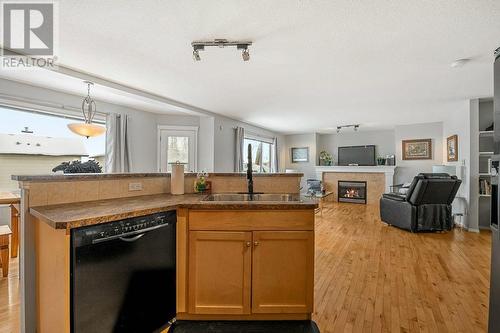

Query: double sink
[202,193,302,202]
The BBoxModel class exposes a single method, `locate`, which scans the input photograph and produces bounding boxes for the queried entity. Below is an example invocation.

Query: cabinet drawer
[188,210,314,231]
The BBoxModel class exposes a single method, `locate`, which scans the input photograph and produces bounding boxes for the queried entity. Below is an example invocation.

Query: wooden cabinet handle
[253,241,260,246]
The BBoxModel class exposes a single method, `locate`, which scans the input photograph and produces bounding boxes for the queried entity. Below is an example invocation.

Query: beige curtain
[105,113,131,173]
[272,137,279,172]
[234,126,245,172]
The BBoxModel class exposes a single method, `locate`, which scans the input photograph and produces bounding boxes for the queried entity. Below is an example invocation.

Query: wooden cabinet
[186,218,314,317]
[188,231,252,314]
[251,231,314,313]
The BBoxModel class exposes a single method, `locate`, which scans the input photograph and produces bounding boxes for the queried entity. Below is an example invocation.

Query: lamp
[67,81,105,138]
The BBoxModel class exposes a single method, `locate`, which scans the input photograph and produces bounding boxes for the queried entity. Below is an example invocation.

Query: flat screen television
[338,145,376,166]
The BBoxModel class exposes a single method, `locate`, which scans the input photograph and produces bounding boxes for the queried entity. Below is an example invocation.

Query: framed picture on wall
[291,147,309,163]
[402,139,432,160]
[447,135,458,162]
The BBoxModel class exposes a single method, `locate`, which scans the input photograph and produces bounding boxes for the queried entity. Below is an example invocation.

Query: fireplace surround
[338,180,367,204]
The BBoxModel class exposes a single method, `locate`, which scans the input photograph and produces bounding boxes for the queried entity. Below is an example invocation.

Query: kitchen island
[12,173,317,333]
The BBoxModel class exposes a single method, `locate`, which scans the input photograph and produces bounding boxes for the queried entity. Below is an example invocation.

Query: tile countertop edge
[28,194,318,230]
[12,172,304,182]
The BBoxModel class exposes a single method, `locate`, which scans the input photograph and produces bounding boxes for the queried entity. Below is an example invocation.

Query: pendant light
[67,81,106,138]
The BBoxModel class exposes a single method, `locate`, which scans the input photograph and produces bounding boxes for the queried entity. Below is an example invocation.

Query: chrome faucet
[247,143,254,195]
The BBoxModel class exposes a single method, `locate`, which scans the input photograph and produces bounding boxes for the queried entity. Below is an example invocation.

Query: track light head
[336,126,341,133]
[193,49,201,61]
[242,48,250,61]
[354,125,359,131]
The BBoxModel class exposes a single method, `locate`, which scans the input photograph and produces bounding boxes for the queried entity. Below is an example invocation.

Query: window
[0,106,106,189]
[243,135,274,173]
[158,126,198,172]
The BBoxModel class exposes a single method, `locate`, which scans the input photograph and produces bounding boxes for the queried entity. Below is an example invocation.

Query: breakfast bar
[12,173,317,333]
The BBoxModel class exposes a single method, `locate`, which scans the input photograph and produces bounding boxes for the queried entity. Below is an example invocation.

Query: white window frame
[157,125,198,172]
[243,132,275,173]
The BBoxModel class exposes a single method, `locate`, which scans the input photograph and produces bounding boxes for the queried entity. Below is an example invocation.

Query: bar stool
[0,225,12,277]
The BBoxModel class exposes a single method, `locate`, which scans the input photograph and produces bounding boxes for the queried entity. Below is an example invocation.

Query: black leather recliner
[380,173,462,232]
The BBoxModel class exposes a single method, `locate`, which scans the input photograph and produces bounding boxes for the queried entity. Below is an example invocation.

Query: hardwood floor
[0,256,19,333]
[313,203,490,333]
[0,203,491,332]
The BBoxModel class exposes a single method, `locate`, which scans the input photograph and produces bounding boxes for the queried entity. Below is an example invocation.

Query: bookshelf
[477,100,494,230]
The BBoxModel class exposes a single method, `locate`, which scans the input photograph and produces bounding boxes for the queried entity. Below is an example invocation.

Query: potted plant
[376,156,386,165]
[319,151,333,166]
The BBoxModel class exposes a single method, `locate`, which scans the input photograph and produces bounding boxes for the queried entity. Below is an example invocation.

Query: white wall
[317,130,395,164]
[198,116,215,172]
[394,122,443,184]
[213,115,284,172]
[441,101,471,228]
[284,133,318,191]
[0,79,284,175]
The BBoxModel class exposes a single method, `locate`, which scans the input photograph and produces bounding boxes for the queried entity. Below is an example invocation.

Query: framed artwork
[291,147,309,163]
[402,139,432,160]
[447,135,458,162]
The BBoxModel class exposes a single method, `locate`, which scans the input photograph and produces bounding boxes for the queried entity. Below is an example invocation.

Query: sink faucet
[247,143,254,195]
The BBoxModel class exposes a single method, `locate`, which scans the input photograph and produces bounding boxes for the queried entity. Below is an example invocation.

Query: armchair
[380,173,462,232]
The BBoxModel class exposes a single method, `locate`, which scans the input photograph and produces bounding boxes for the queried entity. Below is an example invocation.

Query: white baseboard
[467,228,480,233]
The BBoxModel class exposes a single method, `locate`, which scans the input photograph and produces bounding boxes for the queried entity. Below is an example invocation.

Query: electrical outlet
[128,182,143,191]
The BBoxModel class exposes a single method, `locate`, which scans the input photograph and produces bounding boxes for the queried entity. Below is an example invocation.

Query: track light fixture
[335,124,361,133]
[191,39,252,61]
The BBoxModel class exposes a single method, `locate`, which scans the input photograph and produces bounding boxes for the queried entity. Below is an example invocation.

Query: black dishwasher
[71,211,176,333]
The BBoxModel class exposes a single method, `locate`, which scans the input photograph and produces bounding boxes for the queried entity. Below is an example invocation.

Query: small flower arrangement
[194,171,211,193]
[319,151,333,166]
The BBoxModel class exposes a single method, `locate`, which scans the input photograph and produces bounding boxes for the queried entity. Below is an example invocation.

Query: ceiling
[1,0,500,133]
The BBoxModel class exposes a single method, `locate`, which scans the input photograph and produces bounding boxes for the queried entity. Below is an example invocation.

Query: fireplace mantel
[315,166,397,194]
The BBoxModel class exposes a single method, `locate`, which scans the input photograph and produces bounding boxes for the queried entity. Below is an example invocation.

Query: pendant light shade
[67,123,106,137]
[68,81,105,138]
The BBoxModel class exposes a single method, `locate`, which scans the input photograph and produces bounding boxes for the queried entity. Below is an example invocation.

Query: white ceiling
[2,0,500,133]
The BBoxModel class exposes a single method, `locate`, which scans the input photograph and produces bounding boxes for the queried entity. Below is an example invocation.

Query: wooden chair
[0,225,12,277]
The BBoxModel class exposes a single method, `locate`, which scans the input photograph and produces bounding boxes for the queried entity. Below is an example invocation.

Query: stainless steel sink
[202,193,302,202]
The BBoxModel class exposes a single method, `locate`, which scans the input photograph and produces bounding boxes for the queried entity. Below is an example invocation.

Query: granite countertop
[12,172,303,182]
[30,193,318,230]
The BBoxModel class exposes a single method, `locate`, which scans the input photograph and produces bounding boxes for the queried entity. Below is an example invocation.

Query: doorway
[158,125,198,172]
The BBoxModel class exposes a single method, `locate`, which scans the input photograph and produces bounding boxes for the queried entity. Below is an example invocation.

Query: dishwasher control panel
[72,211,176,247]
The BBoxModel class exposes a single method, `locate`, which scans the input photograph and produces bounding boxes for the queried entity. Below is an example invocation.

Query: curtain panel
[273,137,279,172]
[234,126,245,172]
[105,113,132,173]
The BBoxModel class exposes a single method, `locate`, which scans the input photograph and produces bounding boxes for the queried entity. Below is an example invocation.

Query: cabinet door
[252,231,314,313]
[188,231,252,314]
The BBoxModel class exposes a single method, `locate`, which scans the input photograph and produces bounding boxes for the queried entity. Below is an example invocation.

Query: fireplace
[338,181,367,204]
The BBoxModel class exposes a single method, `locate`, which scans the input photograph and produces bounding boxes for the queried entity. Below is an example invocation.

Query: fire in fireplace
[338,181,367,204]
